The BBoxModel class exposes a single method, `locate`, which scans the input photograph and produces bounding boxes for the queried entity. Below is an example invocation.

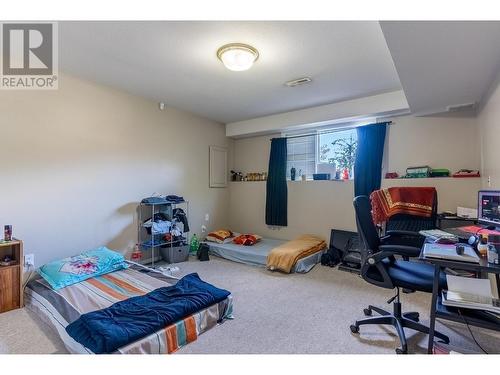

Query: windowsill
[229,179,354,183]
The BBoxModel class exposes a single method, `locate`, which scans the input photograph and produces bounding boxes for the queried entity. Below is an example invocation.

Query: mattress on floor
[207,238,325,273]
[24,263,233,354]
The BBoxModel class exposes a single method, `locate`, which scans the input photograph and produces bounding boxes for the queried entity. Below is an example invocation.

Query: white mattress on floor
[207,238,325,273]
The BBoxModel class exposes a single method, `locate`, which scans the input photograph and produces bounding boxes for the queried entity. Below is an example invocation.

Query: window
[317,128,357,178]
[286,134,316,180]
[285,127,358,180]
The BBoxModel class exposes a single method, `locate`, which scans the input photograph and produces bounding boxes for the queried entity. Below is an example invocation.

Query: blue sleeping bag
[65,273,230,353]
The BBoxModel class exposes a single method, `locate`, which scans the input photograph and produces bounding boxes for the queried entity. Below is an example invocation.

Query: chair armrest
[385,230,424,238]
[378,244,421,259]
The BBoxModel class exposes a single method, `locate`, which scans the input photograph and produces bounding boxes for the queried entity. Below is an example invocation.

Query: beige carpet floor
[1,256,499,354]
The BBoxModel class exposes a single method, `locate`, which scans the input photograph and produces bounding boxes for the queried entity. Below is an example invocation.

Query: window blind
[286,134,316,179]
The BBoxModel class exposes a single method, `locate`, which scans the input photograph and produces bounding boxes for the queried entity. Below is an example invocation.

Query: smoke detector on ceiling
[285,77,312,87]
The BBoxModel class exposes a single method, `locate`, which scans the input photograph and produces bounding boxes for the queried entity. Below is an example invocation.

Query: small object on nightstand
[0,255,15,266]
[3,225,12,242]
[455,244,465,255]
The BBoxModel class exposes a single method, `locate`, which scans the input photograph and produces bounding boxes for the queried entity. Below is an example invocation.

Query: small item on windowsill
[341,168,349,180]
[452,169,481,178]
[430,168,450,177]
[301,174,306,181]
[230,170,243,181]
[313,173,331,180]
[290,167,296,181]
[385,172,398,179]
[403,165,431,178]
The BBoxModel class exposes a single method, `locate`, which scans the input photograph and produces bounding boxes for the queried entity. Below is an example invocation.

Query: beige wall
[0,73,230,266]
[385,115,480,176]
[229,114,481,240]
[478,71,500,189]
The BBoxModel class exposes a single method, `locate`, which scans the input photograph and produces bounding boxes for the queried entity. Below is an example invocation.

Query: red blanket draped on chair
[370,187,437,224]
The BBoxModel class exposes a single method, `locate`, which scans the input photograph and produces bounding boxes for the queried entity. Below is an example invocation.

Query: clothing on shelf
[151,221,171,235]
[143,213,172,234]
[141,196,169,205]
[141,194,185,205]
[166,195,185,204]
[173,208,190,232]
[170,225,183,237]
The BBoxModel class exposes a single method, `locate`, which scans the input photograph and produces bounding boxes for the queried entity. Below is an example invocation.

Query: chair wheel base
[363,308,372,316]
[350,324,359,334]
[395,348,407,354]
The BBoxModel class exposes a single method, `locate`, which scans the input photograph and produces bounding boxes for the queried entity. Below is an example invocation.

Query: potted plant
[329,135,357,179]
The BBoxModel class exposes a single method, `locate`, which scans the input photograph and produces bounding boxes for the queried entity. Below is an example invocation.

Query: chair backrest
[385,189,438,232]
[353,195,381,257]
[353,195,394,289]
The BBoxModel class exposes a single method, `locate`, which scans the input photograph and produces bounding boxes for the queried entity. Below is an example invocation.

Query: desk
[437,213,477,229]
[420,247,500,353]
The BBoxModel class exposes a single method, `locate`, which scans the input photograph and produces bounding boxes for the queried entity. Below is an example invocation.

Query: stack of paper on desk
[443,275,500,316]
[422,243,479,263]
[419,229,458,242]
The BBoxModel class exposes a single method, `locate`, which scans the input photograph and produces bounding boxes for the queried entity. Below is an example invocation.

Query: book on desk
[442,275,500,322]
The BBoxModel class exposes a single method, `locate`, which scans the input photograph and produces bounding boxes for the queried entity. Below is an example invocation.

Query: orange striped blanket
[266,234,326,273]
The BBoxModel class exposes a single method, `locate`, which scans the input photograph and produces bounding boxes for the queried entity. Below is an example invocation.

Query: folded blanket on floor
[266,235,326,273]
[65,273,230,354]
[370,187,436,224]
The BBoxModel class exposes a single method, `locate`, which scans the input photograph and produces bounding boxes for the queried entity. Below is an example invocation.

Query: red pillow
[233,234,262,246]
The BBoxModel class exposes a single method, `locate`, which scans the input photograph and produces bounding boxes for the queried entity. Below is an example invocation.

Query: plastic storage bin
[159,245,189,263]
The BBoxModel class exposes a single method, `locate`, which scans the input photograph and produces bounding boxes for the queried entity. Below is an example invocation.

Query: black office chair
[350,195,449,354]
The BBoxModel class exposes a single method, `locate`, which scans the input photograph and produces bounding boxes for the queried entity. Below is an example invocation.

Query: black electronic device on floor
[322,229,362,273]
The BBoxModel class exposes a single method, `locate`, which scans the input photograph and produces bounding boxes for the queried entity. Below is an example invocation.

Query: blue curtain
[354,123,388,197]
[266,138,288,226]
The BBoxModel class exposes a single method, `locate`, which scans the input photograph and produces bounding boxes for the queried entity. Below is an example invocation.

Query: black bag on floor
[321,230,343,267]
[321,229,361,270]
[197,243,210,261]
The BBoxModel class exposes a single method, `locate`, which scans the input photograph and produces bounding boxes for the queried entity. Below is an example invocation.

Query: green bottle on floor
[190,234,199,254]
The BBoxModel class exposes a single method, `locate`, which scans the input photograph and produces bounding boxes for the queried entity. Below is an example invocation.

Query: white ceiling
[59,21,402,123]
[380,21,500,115]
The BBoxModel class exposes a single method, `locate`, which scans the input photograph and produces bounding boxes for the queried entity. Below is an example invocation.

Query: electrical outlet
[205,213,210,222]
[24,253,35,271]
[201,225,207,233]
[488,176,492,187]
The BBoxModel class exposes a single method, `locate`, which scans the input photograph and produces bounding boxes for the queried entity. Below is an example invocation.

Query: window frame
[283,119,375,181]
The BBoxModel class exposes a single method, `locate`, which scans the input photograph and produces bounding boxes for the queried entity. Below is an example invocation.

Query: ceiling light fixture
[217,43,259,72]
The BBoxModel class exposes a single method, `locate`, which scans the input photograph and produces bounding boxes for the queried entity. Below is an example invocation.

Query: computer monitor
[478,190,500,228]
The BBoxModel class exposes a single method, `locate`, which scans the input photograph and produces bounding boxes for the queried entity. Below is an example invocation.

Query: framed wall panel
[209,145,227,188]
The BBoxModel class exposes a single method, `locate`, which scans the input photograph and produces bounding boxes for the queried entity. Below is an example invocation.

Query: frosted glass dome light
[217,43,259,72]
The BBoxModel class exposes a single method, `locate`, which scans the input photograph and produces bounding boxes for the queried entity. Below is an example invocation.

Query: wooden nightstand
[0,239,23,313]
